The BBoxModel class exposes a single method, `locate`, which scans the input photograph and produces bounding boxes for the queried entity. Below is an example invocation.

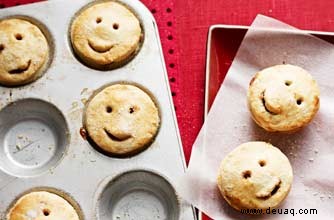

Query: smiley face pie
[247,64,320,132]
[7,191,80,220]
[217,142,293,211]
[84,84,160,156]
[70,2,142,70]
[0,18,49,86]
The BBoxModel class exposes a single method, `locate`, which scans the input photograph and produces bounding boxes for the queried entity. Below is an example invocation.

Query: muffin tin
[0,0,196,219]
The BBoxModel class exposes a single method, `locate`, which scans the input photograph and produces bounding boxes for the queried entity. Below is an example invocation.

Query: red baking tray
[202,24,334,220]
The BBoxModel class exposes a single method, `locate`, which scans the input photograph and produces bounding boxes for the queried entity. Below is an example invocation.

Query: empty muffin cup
[0,99,69,177]
[96,170,180,220]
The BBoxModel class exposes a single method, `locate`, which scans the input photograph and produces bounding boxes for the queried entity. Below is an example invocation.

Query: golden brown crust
[70,2,142,70]
[247,64,320,132]
[217,142,293,212]
[84,84,160,156]
[0,18,49,86]
[7,191,79,220]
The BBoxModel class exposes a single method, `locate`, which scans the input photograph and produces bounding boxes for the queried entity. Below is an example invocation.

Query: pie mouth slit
[261,90,277,115]
[9,60,31,74]
[104,128,131,142]
[257,179,282,200]
[88,40,113,53]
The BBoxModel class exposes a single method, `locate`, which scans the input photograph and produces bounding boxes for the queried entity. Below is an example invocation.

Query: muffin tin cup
[0,15,55,87]
[68,0,145,71]
[95,169,180,220]
[0,1,195,219]
[5,187,85,220]
[0,98,69,177]
[81,81,162,158]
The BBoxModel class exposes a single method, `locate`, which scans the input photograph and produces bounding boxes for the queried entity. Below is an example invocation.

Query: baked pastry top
[0,18,49,86]
[84,84,160,156]
[247,64,320,132]
[217,141,293,211]
[7,191,80,220]
[70,1,142,70]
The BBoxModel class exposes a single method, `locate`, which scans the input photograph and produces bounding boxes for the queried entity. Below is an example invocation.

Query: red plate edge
[201,25,334,220]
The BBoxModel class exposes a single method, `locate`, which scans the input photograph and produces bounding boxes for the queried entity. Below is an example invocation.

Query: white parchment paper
[177,15,334,220]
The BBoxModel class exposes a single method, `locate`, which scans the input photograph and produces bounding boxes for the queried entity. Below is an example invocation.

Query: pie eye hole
[285,80,292,86]
[0,44,4,52]
[242,170,251,179]
[43,208,50,216]
[129,107,134,114]
[96,17,102,24]
[113,23,119,30]
[296,98,303,105]
[15,33,23,40]
[259,160,266,167]
[106,106,112,113]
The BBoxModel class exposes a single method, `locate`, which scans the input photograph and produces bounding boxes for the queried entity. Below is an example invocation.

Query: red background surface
[1,1,334,219]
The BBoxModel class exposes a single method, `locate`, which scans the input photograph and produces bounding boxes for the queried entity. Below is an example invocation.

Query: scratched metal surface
[0,0,196,219]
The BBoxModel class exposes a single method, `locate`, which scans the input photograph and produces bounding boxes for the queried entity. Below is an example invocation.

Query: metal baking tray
[0,0,196,219]
[201,24,334,220]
